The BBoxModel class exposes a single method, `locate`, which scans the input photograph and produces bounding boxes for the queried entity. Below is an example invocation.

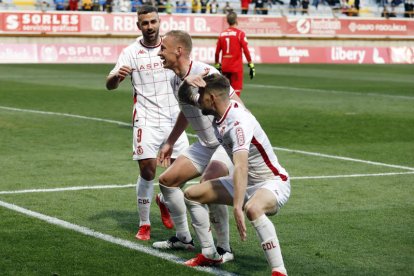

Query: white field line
[0,199,237,276]
[291,171,414,180]
[246,84,414,101]
[273,147,414,172]
[1,105,413,172]
[1,171,414,195]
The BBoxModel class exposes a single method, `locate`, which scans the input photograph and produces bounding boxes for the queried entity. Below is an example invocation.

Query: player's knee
[138,160,156,180]
[183,186,197,201]
[158,173,171,187]
[244,201,264,221]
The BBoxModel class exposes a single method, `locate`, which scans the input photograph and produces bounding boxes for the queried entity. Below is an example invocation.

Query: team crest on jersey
[234,121,240,126]
[236,127,245,146]
[137,146,144,155]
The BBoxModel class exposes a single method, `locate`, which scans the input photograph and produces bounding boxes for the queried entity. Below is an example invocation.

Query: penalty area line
[1,172,413,195]
[0,199,237,276]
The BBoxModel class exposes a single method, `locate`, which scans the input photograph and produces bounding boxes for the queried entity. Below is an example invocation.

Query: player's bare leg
[135,158,157,241]
[245,189,287,276]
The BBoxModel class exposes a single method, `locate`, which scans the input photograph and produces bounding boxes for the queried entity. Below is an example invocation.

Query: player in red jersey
[215,11,255,97]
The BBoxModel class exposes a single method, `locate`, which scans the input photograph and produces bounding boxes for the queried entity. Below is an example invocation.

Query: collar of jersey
[181,60,193,81]
[139,37,162,49]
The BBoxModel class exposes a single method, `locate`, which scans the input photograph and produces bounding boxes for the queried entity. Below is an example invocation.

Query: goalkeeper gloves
[214,63,222,73]
[248,63,255,79]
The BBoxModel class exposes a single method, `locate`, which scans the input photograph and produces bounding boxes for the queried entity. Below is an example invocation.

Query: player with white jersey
[105,6,189,241]
[151,30,244,263]
[182,73,290,275]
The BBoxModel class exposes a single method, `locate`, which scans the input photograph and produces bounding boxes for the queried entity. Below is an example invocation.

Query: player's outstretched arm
[159,111,189,164]
[106,65,132,90]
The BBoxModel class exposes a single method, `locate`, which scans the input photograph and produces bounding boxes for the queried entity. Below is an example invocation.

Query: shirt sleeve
[240,32,252,64]
[215,37,222,64]
[230,121,253,153]
[109,48,131,76]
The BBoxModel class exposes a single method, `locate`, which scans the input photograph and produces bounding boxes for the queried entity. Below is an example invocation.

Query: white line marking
[273,147,414,171]
[1,172,414,195]
[0,106,130,126]
[246,84,414,101]
[0,199,237,276]
[290,171,414,180]
[1,105,413,171]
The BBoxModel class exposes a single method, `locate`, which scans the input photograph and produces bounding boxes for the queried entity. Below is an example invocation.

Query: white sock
[159,184,192,243]
[251,215,287,275]
[209,204,231,252]
[137,176,153,226]
[185,198,218,259]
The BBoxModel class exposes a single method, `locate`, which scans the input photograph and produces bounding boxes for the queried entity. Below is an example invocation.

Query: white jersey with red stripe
[110,37,180,127]
[215,100,289,184]
[170,60,235,148]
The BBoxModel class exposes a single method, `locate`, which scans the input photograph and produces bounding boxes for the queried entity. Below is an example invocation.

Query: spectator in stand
[165,0,173,13]
[208,0,219,13]
[223,1,233,13]
[157,0,166,12]
[176,0,188,12]
[381,5,396,17]
[405,0,414,17]
[200,0,208,13]
[215,11,255,97]
[253,0,265,14]
[119,0,131,11]
[104,0,113,12]
[263,0,272,14]
[82,0,93,10]
[131,0,142,12]
[68,0,79,10]
[54,0,66,10]
[301,0,310,14]
[241,0,251,14]
[289,0,298,14]
[192,0,201,12]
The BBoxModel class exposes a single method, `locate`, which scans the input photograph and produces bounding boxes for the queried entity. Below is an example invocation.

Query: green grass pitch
[0,64,413,275]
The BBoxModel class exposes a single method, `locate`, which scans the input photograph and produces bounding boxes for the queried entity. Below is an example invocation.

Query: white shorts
[132,125,189,161]
[219,176,291,212]
[182,141,233,174]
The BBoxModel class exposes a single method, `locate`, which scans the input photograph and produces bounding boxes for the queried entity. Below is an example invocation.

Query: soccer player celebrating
[151,30,244,263]
[180,74,290,276]
[215,11,255,97]
[105,6,189,241]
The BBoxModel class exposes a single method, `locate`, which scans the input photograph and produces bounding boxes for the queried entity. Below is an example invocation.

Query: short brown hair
[202,74,230,98]
[137,5,158,16]
[226,12,237,26]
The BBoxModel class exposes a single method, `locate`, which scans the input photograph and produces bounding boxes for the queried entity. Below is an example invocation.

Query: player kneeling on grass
[179,74,290,276]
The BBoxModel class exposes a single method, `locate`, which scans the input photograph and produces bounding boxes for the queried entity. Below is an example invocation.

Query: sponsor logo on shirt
[136,62,163,71]
[138,49,146,55]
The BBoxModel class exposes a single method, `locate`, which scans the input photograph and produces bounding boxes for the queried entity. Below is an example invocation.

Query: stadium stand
[0,0,410,17]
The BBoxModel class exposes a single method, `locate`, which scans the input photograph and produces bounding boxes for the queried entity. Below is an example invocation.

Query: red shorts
[223,71,243,95]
